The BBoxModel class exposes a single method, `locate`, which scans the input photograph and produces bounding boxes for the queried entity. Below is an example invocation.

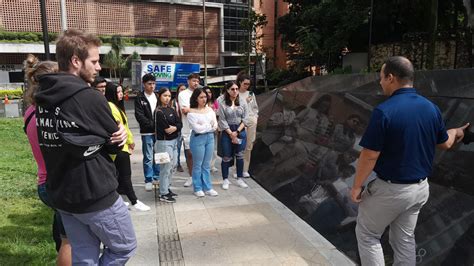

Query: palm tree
[104,35,142,84]
[104,35,126,81]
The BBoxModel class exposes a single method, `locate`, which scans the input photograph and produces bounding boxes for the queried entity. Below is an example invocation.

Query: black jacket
[134,91,158,134]
[35,73,120,214]
[155,106,182,140]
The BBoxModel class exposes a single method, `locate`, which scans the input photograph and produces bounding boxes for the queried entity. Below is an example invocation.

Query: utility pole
[60,0,68,31]
[203,0,208,85]
[248,0,252,75]
[367,0,374,72]
[39,0,50,60]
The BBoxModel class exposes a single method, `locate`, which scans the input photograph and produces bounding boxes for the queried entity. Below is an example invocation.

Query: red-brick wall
[0,0,221,65]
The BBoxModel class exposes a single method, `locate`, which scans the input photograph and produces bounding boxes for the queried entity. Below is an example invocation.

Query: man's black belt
[378,176,427,184]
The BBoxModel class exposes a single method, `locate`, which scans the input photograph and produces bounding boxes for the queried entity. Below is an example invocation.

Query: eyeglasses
[229,88,238,91]
[242,82,250,86]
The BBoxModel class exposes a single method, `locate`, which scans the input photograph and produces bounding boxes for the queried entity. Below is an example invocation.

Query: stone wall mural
[250,69,474,265]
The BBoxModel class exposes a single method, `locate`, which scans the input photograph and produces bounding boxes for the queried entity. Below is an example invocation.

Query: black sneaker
[168,189,178,198]
[159,194,176,203]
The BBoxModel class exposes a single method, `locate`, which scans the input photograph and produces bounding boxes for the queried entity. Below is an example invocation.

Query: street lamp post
[367,0,374,72]
[203,0,208,85]
[39,0,50,60]
[60,0,68,31]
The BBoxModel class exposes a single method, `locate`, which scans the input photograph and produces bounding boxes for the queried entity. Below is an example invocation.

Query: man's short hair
[55,29,101,72]
[187,73,200,80]
[142,73,156,83]
[91,76,106,87]
[383,56,414,83]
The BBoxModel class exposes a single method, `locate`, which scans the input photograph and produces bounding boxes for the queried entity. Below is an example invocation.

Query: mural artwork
[250,70,474,265]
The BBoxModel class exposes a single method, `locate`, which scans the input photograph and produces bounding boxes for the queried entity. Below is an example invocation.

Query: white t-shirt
[178,88,194,135]
[145,91,157,114]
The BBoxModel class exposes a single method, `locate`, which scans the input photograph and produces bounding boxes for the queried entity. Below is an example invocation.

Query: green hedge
[0,31,58,42]
[0,89,23,99]
[167,39,180,47]
[0,31,180,48]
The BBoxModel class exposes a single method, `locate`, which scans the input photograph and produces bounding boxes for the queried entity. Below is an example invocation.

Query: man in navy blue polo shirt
[350,56,469,266]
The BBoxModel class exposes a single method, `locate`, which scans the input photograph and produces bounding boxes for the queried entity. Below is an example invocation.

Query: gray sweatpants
[355,178,429,266]
[59,197,137,265]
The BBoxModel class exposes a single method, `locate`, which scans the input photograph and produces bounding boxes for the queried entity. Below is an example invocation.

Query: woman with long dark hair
[105,82,150,211]
[154,87,182,202]
[187,88,219,197]
[217,81,249,190]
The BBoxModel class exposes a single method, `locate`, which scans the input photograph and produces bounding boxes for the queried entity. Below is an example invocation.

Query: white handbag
[154,152,171,164]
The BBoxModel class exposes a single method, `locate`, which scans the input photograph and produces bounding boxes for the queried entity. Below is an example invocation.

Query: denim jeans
[59,197,137,265]
[221,125,247,179]
[141,135,160,183]
[189,131,214,192]
[38,183,66,251]
[155,138,178,196]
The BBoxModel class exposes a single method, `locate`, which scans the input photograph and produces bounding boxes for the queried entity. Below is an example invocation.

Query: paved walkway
[124,106,354,266]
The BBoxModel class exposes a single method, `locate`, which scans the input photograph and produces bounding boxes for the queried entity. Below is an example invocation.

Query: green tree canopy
[278,0,470,73]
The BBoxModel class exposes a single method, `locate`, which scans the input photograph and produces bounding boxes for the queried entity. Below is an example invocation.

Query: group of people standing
[22,28,260,265]
[21,28,260,265]
[134,71,259,199]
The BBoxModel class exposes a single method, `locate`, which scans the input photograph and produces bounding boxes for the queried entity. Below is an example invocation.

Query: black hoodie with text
[35,73,121,213]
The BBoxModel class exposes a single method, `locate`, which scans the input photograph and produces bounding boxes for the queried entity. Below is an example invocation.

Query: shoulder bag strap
[23,110,35,134]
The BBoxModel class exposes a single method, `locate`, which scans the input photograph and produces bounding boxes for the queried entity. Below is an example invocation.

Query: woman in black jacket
[155,88,182,203]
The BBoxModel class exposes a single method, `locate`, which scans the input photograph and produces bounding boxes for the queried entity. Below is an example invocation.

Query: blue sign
[141,61,200,91]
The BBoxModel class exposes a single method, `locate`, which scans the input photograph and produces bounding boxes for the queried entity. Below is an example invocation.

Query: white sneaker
[133,200,151,211]
[205,189,219,197]
[145,182,153,191]
[236,178,248,188]
[194,190,205,197]
[184,177,193,187]
[211,167,219,173]
[222,179,231,190]
[233,173,237,178]
[243,172,250,178]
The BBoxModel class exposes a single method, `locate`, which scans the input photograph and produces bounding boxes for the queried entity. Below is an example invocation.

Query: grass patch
[0,118,56,265]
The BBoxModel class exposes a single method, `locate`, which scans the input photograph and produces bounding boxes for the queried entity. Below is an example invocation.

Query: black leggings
[115,151,138,205]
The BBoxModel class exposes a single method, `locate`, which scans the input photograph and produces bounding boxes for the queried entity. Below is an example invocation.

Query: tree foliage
[238,9,268,72]
[278,0,470,73]
[279,0,369,72]
[103,35,141,83]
